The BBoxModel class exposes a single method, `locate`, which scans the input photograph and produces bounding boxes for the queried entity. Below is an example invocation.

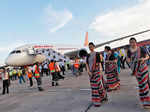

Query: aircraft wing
[64,49,83,59]
[64,29,150,58]
[95,29,150,48]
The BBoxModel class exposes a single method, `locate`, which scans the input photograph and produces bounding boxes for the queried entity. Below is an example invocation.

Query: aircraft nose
[5,53,35,66]
[5,56,15,66]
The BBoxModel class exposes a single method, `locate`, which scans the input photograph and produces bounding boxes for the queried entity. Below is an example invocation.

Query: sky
[0,0,150,63]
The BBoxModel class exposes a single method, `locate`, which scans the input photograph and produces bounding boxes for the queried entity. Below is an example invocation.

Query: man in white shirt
[1,68,9,95]
[43,62,49,76]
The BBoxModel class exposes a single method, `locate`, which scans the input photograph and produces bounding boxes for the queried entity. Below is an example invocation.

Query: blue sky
[0,0,150,63]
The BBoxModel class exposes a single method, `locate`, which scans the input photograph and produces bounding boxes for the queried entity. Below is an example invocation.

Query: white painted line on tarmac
[80,89,91,91]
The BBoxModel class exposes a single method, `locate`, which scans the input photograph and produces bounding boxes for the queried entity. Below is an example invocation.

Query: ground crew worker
[18,69,26,84]
[73,58,80,76]
[49,60,59,86]
[34,63,43,91]
[26,67,33,87]
[12,69,17,80]
[9,70,13,81]
[1,68,10,95]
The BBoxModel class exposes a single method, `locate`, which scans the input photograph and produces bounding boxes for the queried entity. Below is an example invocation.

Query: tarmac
[0,69,150,112]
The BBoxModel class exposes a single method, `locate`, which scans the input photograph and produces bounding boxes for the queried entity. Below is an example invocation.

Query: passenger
[54,61,64,80]
[114,49,121,74]
[119,48,126,69]
[79,59,84,73]
[86,42,108,107]
[39,63,43,77]
[105,46,120,92]
[64,60,68,71]
[59,61,66,75]
[43,62,49,76]
[100,53,105,72]
[127,37,150,108]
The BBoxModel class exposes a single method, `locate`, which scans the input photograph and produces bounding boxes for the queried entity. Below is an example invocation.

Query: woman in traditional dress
[86,42,108,107]
[105,46,120,92]
[114,49,121,74]
[127,37,150,108]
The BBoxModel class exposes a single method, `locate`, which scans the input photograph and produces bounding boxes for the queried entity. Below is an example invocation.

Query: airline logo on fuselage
[34,45,53,49]
[57,48,78,50]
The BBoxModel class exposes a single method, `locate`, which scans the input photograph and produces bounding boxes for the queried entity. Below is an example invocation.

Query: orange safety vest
[74,59,80,68]
[27,72,32,78]
[74,63,79,68]
[49,62,55,73]
[35,65,40,78]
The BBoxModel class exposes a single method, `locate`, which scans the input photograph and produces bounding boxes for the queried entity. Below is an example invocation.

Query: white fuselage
[5,50,35,66]
[5,44,79,67]
[5,45,46,67]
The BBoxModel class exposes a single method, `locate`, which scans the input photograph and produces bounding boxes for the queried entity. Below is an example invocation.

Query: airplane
[4,44,78,67]
[2,29,150,68]
[64,29,150,58]
[5,44,46,67]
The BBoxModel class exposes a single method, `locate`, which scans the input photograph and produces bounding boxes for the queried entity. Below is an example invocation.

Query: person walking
[86,42,108,107]
[34,63,44,91]
[49,60,59,86]
[105,46,120,92]
[54,61,64,80]
[18,69,26,84]
[127,38,150,108]
[1,68,10,95]
[26,67,33,87]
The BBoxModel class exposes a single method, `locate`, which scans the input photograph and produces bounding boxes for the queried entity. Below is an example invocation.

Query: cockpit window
[16,50,21,53]
[10,50,21,55]
[10,51,16,54]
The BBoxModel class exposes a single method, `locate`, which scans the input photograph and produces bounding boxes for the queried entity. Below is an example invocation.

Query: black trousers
[35,77,44,91]
[56,72,64,79]
[2,80,9,94]
[29,77,33,87]
[101,62,105,71]
[60,66,65,75]
[43,69,49,76]
[121,56,126,69]
[51,72,59,81]
[51,72,60,86]
[36,77,42,87]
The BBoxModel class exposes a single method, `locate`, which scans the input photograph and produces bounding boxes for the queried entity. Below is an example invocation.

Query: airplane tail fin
[84,32,89,47]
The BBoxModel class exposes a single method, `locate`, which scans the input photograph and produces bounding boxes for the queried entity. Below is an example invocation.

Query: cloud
[0,41,25,52]
[90,0,150,39]
[45,5,73,33]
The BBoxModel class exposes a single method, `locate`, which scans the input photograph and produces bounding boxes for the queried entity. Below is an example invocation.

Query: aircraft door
[28,47,35,55]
